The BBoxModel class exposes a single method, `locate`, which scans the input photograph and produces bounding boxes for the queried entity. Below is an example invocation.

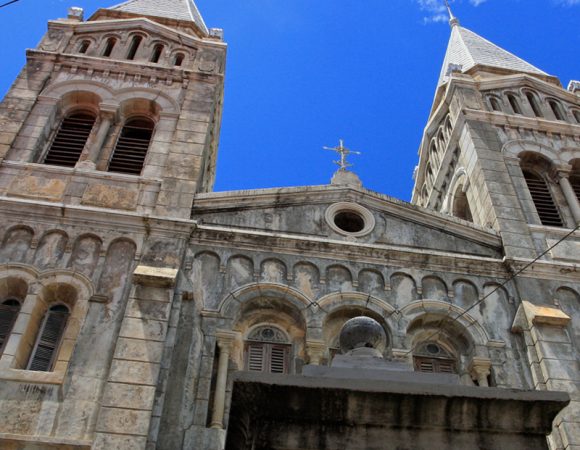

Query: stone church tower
[0,2,577,450]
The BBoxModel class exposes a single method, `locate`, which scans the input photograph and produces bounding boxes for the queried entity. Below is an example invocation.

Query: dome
[339,316,387,353]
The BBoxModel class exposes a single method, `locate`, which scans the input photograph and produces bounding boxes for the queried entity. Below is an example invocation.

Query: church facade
[0,1,577,449]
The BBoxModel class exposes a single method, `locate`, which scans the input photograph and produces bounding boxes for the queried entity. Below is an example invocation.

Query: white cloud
[415,0,489,24]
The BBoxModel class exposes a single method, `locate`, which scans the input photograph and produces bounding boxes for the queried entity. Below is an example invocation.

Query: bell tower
[411,13,580,259]
[0,0,226,219]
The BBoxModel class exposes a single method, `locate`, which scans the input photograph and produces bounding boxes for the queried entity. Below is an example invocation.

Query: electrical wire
[401,222,580,356]
[0,0,20,9]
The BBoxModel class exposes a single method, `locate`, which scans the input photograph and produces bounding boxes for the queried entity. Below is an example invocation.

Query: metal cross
[323,139,361,171]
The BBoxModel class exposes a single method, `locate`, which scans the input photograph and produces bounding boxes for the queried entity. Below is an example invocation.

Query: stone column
[469,357,492,387]
[306,339,326,365]
[554,166,580,225]
[512,301,575,450]
[77,105,117,170]
[210,330,236,429]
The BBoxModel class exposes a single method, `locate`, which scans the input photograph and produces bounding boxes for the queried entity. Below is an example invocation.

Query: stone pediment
[191,185,502,258]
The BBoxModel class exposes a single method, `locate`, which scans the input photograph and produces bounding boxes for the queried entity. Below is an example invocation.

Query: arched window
[0,299,21,354]
[507,94,522,115]
[150,44,164,63]
[78,40,91,54]
[173,53,185,67]
[548,100,565,121]
[489,97,502,112]
[413,342,457,374]
[102,37,117,57]
[523,170,563,227]
[126,35,143,61]
[44,112,96,167]
[525,92,543,117]
[245,326,290,374]
[452,186,473,222]
[108,117,155,175]
[27,304,69,372]
[573,110,580,124]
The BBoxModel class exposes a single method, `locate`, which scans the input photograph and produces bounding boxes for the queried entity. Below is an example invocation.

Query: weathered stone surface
[81,184,138,210]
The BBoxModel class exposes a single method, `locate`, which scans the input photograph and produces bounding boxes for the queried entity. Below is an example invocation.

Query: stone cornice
[192,185,501,248]
[0,196,195,239]
[191,224,507,278]
[26,50,224,83]
[504,257,579,283]
[463,109,580,137]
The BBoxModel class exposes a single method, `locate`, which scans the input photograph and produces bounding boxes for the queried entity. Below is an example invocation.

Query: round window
[325,202,375,237]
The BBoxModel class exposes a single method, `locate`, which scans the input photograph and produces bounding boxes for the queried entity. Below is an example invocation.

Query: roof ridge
[108,0,208,34]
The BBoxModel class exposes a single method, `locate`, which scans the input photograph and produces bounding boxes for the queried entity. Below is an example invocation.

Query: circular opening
[334,211,365,233]
[426,343,441,355]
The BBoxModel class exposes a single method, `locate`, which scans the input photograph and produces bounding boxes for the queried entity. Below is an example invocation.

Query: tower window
[126,36,143,61]
[413,342,457,374]
[108,117,155,175]
[245,326,290,374]
[507,94,522,115]
[44,112,96,167]
[452,187,473,222]
[523,170,563,227]
[548,100,565,121]
[150,44,164,63]
[102,37,117,57]
[173,53,185,67]
[489,97,502,112]
[78,40,91,54]
[0,299,21,355]
[526,92,543,118]
[27,304,69,372]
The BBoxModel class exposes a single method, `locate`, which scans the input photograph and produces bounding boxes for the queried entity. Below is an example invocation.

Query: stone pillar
[512,301,576,450]
[210,330,236,429]
[306,340,326,365]
[469,357,492,387]
[78,106,117,170]
[93,265,178,450]
[554,166,580,225]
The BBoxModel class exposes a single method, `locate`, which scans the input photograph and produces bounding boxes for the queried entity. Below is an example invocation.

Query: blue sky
[1,0,579,201]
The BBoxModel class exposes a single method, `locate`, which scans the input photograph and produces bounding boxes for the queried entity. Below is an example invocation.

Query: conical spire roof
[438,22,548,86]
[109,0,208,34]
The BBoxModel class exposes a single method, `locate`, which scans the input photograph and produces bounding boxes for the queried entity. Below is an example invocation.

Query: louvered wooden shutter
[571,175,580,200]
[0,302,20,354]
[269,345,287,374]
[414,357,456,374]
[44,113,95,167]
[27,307,69,372]
[523,171,563,227]
[247,343,265,372]
[108,119,154,175]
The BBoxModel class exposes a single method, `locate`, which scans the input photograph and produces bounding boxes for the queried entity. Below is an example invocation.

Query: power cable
[0,0,20,9]
[402,222,580,356]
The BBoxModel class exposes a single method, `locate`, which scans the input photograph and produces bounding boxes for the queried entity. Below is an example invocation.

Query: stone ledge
[133,265,179,287]
[0,433,91,449]
[0,367,64,385]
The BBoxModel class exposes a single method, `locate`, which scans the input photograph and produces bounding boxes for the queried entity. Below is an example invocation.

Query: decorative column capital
[306,339,326,365]
[551,164,573,181]
[469,357,492,375]
[98,102,119,120]
[215,330,239,351]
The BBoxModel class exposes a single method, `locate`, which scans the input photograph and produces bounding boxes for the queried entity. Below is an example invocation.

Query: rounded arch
[560,149,580,166]
[317,291,397,319]
[116,88,180,115]
[40,80,114,105]
[219,282,311,322]
[37,269,94,301]
[502,140,563,165]
[400,300,490,347]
